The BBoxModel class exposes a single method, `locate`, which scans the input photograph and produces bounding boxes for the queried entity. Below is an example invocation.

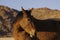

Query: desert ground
[0,37,14,40]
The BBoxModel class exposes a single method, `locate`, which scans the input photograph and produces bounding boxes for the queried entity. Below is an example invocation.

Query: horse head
[20,7,36,37]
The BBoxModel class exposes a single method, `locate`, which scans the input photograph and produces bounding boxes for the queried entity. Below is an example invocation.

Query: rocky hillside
[0,5,60,37]
[0,5,19,37]
[31,8,60,20]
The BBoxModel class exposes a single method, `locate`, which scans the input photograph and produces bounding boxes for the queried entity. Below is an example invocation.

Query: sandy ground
[0,37,14,40]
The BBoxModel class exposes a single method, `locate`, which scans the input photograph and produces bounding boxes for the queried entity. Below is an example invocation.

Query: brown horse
[13,7,58,40]
[13,7,35,40]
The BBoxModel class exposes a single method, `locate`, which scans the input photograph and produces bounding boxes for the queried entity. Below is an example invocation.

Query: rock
[0,5,19,37]
[31,8,60,20]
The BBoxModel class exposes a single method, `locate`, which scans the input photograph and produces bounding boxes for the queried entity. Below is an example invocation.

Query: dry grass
[0,37,14,40]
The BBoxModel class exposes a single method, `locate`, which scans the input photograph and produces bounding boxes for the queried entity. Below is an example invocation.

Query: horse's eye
[28,18,30,21]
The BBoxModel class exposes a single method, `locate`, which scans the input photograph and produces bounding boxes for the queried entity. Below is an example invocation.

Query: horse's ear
[21,7,27,17]
[21,6,26,14]
[21,7,25,11]
[31,8,33,11]
[28,8,33,13]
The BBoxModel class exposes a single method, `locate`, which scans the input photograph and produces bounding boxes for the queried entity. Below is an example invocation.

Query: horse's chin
[29,29,35,38]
